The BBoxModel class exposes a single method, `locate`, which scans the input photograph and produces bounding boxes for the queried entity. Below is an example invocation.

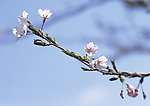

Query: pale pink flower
[92,56,108,71]
[84,42,98,56]
[18,10,29,24]
[126,83,138,98]
[38,9,52,18]
[12,24,27,39]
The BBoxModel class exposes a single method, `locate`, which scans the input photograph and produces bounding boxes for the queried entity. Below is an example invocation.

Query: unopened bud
[143,91,146,99]
[109,76,119,81]
[134,89,138,97]
[135,89,138,95]
[34,39,49,46]
[120,90,124,99]
[120,76,125,82]
[84,56,90,62]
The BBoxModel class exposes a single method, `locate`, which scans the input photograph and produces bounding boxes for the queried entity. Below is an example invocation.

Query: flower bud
[143,91,146,99]
[109,76,119,81]
[34,39,49,46]
[120,76,125,82]
[120,90,124,99]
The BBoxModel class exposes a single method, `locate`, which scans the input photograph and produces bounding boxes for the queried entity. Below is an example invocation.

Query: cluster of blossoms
[84,42,146,99]
[126,83,138,97]
[12,9,52,39]
[120,81,146,99]
[12,9,148,100]
[12,10,29,39]
[84,42,108,71]
[120,82,138,99]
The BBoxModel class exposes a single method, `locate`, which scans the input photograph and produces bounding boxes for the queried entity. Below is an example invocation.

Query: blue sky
[0,0,150,106]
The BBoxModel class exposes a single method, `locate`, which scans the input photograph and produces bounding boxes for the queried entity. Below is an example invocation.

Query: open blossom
[92,56,108,71]
[126,83,138,98]
[38,9,52,19]
[84,42,98,56]
[12,24,27,38]
[18,10,29,24]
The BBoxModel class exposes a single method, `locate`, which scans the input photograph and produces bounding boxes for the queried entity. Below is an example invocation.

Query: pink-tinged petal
[18,10,29,24]
[22,10,29,19]
[98,56,108,62]
[100,62,107,69]
[12,28,17,35]
[94,56,108,71]
[38,9,44,17]
[96,64,102,71]
[126,83,134,91]
[47,12,52,18]
[12,24,27,39]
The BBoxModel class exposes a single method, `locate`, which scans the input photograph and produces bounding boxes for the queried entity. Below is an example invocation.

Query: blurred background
[1,0,150,106]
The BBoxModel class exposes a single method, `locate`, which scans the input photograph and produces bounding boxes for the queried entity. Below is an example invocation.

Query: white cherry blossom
[12,24,27,39]
[18,10,29,24]
[84,42,98,56]
[92,56,108,71]
[126,83,138,98]
[38,9,52,19]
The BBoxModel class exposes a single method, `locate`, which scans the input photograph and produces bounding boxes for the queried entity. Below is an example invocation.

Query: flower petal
[84,42,98,56]
[38,9,52,18]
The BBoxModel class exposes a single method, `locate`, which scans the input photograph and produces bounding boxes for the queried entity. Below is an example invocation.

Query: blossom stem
[41,18,46,30]
[136,82,140,90]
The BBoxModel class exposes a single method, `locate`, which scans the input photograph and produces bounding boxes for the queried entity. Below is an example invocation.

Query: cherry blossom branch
[28,19,150,78]
[125,0,149,9]
[27,19,149,99]
[85,68,150,78]
[34,28,150,79]
[13,9,150,100]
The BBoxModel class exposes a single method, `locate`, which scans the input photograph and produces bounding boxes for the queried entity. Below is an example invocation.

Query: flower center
[87,48,92,52]
[97,60,102,64]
